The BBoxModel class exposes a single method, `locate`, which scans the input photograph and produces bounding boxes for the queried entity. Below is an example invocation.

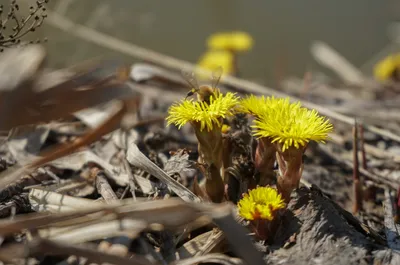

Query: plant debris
[0,9,400,264]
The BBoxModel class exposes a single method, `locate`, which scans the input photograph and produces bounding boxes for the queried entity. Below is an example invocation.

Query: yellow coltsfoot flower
[207,31,254,52]
[240,96,302,186]
[238,186,285,221]
[252,97,333,152]
[374,53,400,82]
[197,50,234,79]
[166,91,239,203]
[166,92,239,132]
[239,95,300,119]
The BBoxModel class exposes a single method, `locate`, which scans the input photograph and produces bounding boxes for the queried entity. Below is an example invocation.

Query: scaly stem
[254,137,276,186]
[193,121,225,202]
[276,146,304,203]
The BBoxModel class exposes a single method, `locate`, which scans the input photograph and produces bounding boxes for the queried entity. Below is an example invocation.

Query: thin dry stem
[352,121,363,214]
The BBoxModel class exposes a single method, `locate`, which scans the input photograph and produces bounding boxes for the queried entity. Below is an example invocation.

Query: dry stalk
[28,188,101,212]
[358,123,367,170]
[352,121,363,213]
[41,219,146,244]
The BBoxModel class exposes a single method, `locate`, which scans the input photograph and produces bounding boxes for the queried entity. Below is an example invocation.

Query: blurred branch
[310,41,366,86]
[44,9,400,144]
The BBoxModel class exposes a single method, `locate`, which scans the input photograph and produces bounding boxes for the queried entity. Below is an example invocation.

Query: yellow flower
[237,186,285,221]
[374,53,400,81]
[252,97,333,151]
[166,92,239,132]
[197,50,233,79]
[239,95,300,118]
[207,31,253,52]
[221,124,231,134]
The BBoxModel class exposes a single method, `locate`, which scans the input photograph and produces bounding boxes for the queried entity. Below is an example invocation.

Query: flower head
[166,92,239,132]
[197,50,234,79]
[252,97,333,151]
[374,53,400,81]
[207,31,253,52]
[221,124,231,134]
[239,95,300,118]
[238,186,285,221]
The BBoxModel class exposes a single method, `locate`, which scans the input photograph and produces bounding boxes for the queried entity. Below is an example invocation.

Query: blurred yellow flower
[252,97,333,151]
[221,124,231,134]
[197,50,234,78]
[374,53,400,81]
[237,186,285,221]
[207,31,253,52]
[166,92,239,132]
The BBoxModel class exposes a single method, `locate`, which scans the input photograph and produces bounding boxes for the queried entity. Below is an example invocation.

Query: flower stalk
[166,91,239,203]
[275,145,305,202]
[194,121,225,202]
[254,137,276,186]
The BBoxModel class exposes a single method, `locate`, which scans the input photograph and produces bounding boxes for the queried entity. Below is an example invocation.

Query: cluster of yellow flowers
[241,95,333,152]
[167,93,332,147]
[166,91,333,221]
[196,31,253,78]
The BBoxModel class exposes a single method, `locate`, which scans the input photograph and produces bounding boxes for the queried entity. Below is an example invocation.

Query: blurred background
[33,0,399,86]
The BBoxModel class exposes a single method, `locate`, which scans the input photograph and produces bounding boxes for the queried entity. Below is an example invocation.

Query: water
[45,0,397,84]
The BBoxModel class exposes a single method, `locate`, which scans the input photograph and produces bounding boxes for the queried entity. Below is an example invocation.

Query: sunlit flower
[166,92,239,132]
[197,50,234,78]
[252,97,333,151]
[239,95,300,118]
[207,31,253,52]
[237,186,285,221]
[374,53,400,81]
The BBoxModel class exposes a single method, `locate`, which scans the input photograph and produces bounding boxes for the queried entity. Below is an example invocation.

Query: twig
[44,9,400,144]
[358,123,368,170]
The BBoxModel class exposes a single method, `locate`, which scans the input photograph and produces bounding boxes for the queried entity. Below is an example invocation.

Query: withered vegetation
[0,15,399,265]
